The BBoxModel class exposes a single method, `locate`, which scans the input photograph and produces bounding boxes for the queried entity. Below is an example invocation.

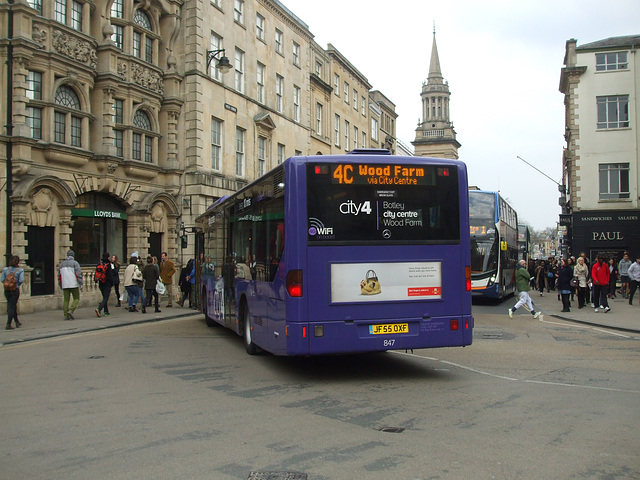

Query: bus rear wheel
[243,306,258,355]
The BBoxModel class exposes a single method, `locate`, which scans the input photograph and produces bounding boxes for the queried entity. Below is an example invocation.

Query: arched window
[133,10,154,63]
[110,4,155,64]
[132,110,153,162]
[54,85,83,147]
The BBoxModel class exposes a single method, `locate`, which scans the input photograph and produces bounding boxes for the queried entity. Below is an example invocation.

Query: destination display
[307,163,460,245]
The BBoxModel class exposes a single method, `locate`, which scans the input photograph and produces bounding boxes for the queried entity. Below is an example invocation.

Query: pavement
[1,289,638,347]
[0,301,202,346]
[509,289,640,334]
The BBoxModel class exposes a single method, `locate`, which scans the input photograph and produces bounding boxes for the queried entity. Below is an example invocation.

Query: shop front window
[71,194,127,266]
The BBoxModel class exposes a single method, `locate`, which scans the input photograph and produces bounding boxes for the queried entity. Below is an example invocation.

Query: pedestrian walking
[557,258,573,312]
[2,255,24,329]
[124,255,146,313]
[143,255,161,312]
[159,252,176,307]
[627,256,640,305]
[535,260,548,296]
[574,256,589,309]
[58,249,83,320]
[591,256,611,313]
[618,253,632,299]
[111,255,122,307]
[178,258,195,308]
[508,260,541,319]
[95,252,114,317]
[608,258,619,299]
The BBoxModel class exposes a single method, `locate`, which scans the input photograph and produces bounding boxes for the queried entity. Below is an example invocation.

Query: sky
[281,0,640,231]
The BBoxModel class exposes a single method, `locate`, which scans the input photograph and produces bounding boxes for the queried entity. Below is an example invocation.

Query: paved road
[2,311,638,479]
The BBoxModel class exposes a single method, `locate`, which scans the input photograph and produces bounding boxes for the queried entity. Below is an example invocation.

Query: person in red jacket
[591,255,611,312]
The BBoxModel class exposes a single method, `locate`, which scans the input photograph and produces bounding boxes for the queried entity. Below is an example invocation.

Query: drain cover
[247,472,307,480]
[378,426,405,433]
[88,356,105,359]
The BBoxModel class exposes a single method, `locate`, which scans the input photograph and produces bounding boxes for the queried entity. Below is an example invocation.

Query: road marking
[390,350,640,394]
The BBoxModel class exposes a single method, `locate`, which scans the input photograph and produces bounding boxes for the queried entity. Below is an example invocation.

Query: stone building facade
[0,0,396,314]
[559,35,640,260]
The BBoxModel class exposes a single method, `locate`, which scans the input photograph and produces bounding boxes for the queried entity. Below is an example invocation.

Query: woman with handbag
[574,257,589,309]
[123,256,145,313]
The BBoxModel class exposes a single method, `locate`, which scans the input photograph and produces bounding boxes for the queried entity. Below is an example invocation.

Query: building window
[256,14,265,41]
[110,0,123,17]
[353,90,358,110]
[236,127,245,176]
[114,130,123,157]
[597,95,629,129]
[362,131,366,148]
[275,29,283,55]
[27,107,42,140]
[132,110,153,162]
[276,74,284,112]
[113,99,123,122]
[257,62,265,103]
[353,126,358,150]
[599,163,630,200]
[54,85,82,147]
[316,103,323,135]
[293,42,300,67]
[258,136,267,176]
[27,0,43,14]
[26,71,42,100]
[71,194,127,267]
[344,82,349,103]
[334,114,340,146]
[55,0,66,24]
[234,48,244,93]
[362,96,366,116]
[112,25,123,49]
[334,74,340,96]
[133,10,153,63]
[596,52,628,71]
[344,120,349,149]
[211,118,222,170]
[209,33,223,80]
[315,61,322,77]
[277,143,285,164]
[234,0,244,24]
[293,85,300,122]
[371,117,379,142]
[71,0,82,30]
[211,0,221,8]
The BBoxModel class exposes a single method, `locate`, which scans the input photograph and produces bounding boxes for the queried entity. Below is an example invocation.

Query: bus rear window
[307,162,460,245]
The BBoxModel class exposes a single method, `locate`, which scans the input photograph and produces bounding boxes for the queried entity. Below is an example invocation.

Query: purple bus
[197,150,473,355]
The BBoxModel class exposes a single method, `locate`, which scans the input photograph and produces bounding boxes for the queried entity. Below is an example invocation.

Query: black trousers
[592,284,609,308]
[145,288,159,308]
[98,283,112,314]
[4,289,20,326]
[629,280,640,304]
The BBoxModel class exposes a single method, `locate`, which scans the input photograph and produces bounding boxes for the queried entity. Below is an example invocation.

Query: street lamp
[206,49,232,74]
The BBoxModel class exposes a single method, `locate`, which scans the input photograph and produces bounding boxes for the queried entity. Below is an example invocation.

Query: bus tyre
[243,306,258,355]
[203,289,216,327]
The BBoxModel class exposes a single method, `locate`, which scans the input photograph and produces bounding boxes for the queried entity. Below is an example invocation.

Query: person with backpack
[58,249,82,320]
[2,255,24,329]
[95,252,114,317]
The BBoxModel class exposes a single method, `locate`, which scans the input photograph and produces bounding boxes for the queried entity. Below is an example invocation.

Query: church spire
[411,27,461,159]
[428,27,443,81]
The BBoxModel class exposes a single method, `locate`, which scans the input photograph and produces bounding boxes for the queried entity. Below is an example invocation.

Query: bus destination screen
[307,162,460,245]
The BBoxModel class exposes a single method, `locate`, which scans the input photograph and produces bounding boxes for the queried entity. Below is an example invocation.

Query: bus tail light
[465,266,471,291]
[450,319,459,331]
[286,269,303,297]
